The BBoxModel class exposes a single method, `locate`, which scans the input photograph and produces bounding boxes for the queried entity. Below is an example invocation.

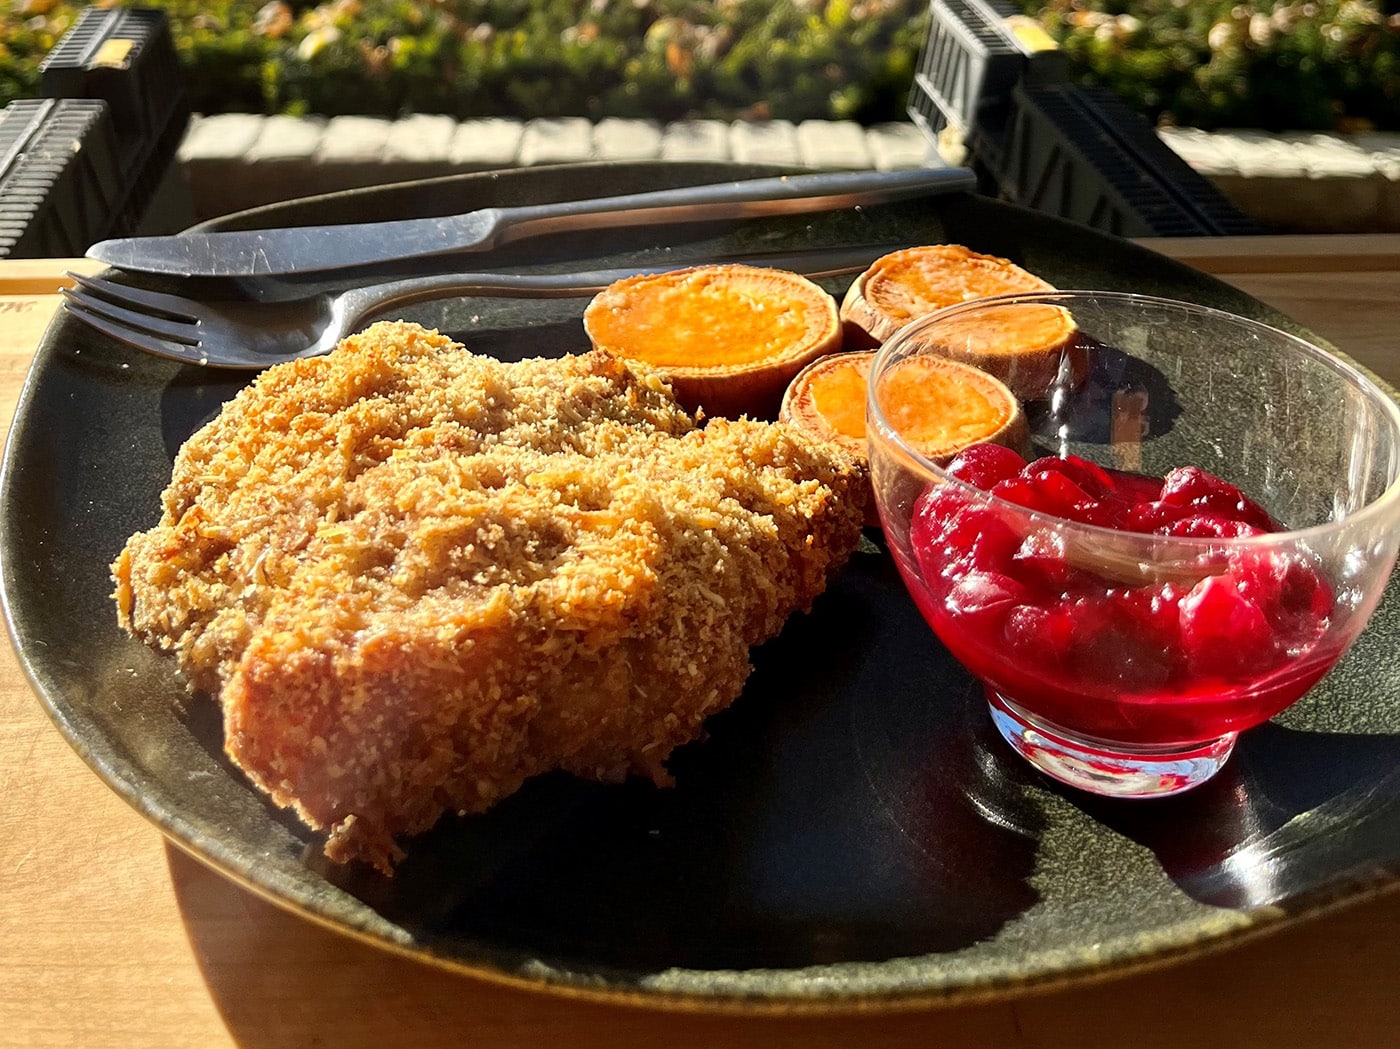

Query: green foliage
[1031,0,1400,130]
[0,0,927,122]
[1,0,1397,130]
[2,2,73,104]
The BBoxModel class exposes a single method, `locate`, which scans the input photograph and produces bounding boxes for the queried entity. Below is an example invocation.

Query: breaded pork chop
[114,321,866,872]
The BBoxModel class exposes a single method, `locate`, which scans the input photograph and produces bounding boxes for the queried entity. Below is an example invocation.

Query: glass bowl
[866,291,1400,797]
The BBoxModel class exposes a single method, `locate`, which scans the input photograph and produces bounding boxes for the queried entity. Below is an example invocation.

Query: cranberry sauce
[901,444,1340,745]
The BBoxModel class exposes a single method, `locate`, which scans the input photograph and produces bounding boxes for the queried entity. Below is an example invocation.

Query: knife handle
[486,167,977,248]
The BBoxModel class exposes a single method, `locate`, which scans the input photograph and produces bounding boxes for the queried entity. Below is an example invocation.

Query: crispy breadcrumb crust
[113,321,866,872]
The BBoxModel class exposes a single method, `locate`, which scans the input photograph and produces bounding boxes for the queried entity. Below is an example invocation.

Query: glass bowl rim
[865,289,1400,547]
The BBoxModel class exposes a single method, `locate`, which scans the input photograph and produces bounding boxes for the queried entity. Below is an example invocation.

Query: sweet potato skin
[839,245,1084,400]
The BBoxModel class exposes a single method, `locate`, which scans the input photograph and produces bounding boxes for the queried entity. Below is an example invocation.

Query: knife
[86,167,978,279]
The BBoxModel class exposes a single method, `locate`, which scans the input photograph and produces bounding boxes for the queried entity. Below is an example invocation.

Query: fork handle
[330,245,903,330]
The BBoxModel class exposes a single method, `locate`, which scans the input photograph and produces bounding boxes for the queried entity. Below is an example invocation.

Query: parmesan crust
[113,321,867,872]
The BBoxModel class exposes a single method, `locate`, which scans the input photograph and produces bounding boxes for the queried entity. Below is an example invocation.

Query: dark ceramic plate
[6,162,1400,1009]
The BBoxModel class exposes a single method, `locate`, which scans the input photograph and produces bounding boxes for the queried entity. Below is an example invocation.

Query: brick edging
[1158,127,1400,233]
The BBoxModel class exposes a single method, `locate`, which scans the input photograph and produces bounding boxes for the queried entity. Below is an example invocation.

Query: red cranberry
[945,443,1027,489]
[1004,604,1077,664]
[1011,531,1086,593]
[1178,575,1277,678]
[1108,582,1186,650]
[991,469,1094,519]
[1103,467,1167,504]
[1123,500,1193,533]
[1230,549,1335,649]
[941,505,1022,575]
[1161,515,1269,539]
[1025,453,1117,499]
[945,571,1030,634]
[1160,465,1239,507]
[904,444,1339,737]
[1063,593,1180,690]
[1160,466,1279,530]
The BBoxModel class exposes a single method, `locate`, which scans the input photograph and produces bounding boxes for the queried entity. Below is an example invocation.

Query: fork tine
[65,271,201,322]
[62,299,209,365]
[62,287,201,346]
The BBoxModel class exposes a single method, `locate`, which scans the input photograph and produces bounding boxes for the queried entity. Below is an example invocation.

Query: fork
[61,246,894,369]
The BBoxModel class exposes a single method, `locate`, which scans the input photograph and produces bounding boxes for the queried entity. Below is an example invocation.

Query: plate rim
[6,160,1399,1010]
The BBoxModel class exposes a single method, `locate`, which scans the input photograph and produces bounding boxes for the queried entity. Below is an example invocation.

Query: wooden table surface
[3,237,1399,1049]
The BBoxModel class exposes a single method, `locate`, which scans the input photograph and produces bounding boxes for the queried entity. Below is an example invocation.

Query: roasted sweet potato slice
[873,354,1028,462]
[583,264,842,419]
[841,244,1081,400]
[781,349,1027,523]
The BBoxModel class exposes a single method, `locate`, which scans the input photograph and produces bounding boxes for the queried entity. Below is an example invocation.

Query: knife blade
[86,167,978,279]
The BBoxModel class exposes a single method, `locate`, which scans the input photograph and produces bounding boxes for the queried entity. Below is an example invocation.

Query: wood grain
[2,239,1398,1049]
[1135,234,1400,275]
[1211,272,1399,384]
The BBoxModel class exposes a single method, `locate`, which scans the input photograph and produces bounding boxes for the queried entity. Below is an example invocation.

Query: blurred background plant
[1038,0,1400,132]
[2,0,1398,130]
